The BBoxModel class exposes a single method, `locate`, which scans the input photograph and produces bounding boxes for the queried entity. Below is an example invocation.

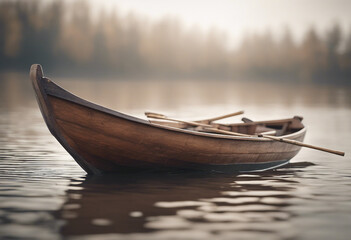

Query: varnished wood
[30,64,308,174]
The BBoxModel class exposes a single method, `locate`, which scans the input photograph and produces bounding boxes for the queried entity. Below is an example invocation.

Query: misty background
[0,0,351,84]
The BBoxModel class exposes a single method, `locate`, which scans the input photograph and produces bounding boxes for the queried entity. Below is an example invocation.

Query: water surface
[0,75,351,239]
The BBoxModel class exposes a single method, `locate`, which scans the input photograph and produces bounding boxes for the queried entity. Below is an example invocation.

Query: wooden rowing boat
[30,64,306,174]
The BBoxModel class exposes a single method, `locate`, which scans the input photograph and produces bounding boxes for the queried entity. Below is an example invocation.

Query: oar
[257,134,345,156]
[196,110,244,123]
[146,113,250,137]
[202,127,253,137]
[205,128,345,157]
[205,129,345,156]
[145,112,212,128]
[146,112,345,157]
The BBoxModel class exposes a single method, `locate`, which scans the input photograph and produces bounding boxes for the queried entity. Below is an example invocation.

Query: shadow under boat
[54,163,314,237]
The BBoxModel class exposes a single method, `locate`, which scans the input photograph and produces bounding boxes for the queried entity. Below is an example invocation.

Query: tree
[325,23,342,73]
[277,26,298,76]
[340,27,351,77]
[298,27,326,81]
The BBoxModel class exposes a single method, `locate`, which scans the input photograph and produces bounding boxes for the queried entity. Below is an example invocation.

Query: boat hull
[30,64,305,174]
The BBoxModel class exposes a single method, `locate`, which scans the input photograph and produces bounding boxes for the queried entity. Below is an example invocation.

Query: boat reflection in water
[57,163,313,240]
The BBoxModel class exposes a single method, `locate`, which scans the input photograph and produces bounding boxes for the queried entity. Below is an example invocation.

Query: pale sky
[92,0,351,47]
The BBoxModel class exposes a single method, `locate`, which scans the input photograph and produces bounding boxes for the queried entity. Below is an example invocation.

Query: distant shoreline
[1,69,350,87]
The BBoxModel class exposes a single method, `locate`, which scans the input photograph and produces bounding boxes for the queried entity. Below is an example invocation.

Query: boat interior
[148,116,304,137]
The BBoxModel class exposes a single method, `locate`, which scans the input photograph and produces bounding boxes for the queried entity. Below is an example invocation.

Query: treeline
[1,0,351,83]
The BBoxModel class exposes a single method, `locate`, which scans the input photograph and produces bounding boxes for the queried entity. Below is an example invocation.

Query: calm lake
[0,73,351,240]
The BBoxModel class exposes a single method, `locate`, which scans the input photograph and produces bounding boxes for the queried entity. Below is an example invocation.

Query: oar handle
[145,112,166,119]
[198,110,244,123]
[259,134,345,156]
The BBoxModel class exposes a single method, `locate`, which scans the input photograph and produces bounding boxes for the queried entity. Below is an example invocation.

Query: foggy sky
[92,0,351,47]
